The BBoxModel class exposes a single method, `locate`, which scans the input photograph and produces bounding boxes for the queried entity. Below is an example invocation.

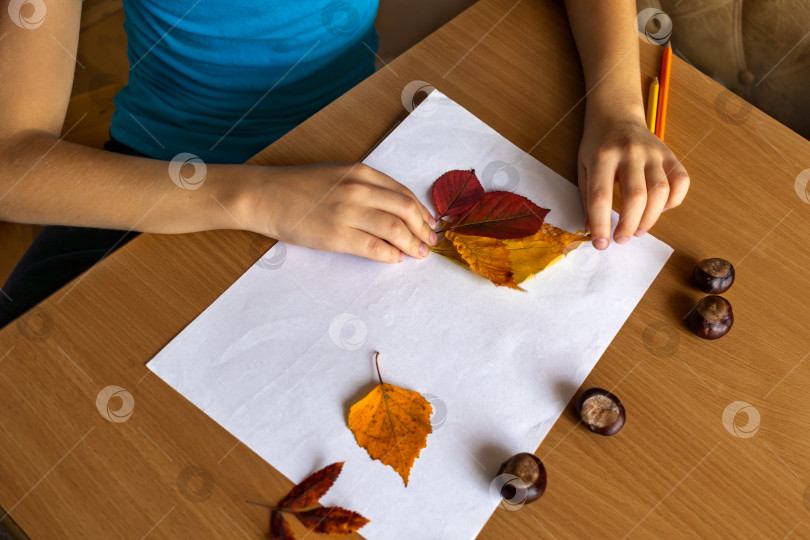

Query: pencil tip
[653,76,659,83]
[665,41,672,49]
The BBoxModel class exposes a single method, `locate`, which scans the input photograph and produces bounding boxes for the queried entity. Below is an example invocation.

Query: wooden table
[2,0,809,537]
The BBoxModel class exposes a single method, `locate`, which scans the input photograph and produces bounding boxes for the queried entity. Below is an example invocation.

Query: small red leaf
[270,511,296,540]
[295,507,370,535]
[447,191,549,239]
[278,462,343,511]
[254,462,368,539]
[432,169,485,220]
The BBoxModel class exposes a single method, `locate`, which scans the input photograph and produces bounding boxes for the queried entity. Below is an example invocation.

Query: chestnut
[693,258,735,294]
[684,295,733,339]
[576,387,625,436]
[496,453,546,504]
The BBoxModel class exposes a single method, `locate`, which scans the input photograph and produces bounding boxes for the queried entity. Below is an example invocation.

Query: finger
[355,164,435,225]
[586,156,619,250]
[577,161,589,229]
[368,187,438,246]
[342,228,404,264]
[355,209,429,260]
[613,159,648,243]
[635,162,670,236]
[662,157,690,210]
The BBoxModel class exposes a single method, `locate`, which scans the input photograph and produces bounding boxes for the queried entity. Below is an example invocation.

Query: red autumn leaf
[432,169,485,220]
[428,169,585,288]
[296,507,371,535]
[445,191,549,239]
[278,462,343,511]
[270,511,296,540]
[249,462,369,539]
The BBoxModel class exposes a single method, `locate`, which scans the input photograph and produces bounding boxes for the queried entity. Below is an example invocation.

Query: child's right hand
[242,162,439,263]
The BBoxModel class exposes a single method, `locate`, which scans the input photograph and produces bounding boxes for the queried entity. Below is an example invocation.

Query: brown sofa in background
[639,0,810,140]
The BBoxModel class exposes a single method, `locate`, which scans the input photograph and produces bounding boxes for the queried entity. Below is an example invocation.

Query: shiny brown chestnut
[684,295,734,339]
[496,453,546,504]
[693,258,735,294]
[576,387,625,436]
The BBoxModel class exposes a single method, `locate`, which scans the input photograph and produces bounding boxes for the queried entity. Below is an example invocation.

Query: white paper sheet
[148,91,672,539]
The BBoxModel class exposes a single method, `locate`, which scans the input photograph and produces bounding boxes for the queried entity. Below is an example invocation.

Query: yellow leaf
[434,224,590,290]
[429,233,471,272]
[347,353,432,486]
[446,231,519,289]
[503,223,590,284]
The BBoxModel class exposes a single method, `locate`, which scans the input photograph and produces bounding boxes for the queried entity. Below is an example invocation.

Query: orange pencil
[655,42,672,141]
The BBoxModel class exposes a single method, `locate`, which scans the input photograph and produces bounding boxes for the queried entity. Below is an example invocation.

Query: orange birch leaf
[295,507,370,535]
[347,353,432,486]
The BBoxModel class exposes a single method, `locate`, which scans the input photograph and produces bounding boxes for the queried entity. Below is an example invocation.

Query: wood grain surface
[1,0,809,538]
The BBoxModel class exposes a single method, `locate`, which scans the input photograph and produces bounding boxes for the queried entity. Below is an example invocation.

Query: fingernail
[614,236,630,244]
[634,228,647,237]
[663,205,670,211]
[419,243,428,257]
[398,251,405,262]
[593,238,608,250]
[429,231,438,245]
[429,216,437,228]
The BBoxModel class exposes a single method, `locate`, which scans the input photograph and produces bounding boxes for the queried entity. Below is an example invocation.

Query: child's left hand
[576,110,690,250]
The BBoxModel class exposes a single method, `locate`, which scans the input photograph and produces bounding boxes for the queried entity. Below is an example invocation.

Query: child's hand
[246,162,438,263]
[576,112,690,249]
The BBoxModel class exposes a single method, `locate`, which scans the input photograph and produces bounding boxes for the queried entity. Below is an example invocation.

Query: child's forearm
[559,0,690,248]
[0,130,249,234]
[0,0,435,264]
[0,131,438,264]
[563,0,646,123]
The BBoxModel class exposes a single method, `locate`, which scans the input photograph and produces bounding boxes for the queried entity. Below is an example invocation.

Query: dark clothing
[0,138,148,328]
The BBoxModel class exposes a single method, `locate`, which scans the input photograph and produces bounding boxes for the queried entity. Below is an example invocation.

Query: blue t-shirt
[110,1,379,163]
